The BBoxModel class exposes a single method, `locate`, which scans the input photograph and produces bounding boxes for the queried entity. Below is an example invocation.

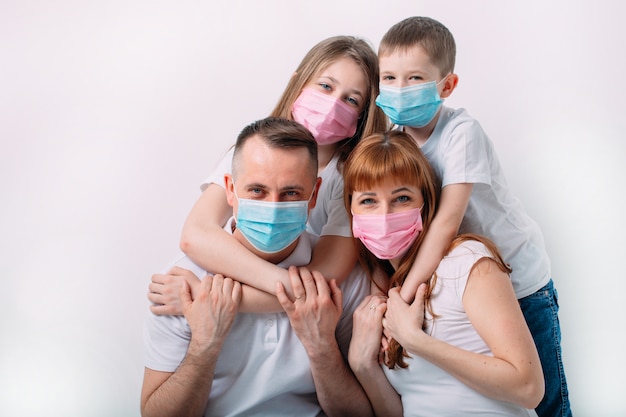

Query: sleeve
[143,254,207,371]
[439,118,493,189]
[316,168,352,238]
[143,313,192,372]
[200,147,235,192]
[334,265,370,359]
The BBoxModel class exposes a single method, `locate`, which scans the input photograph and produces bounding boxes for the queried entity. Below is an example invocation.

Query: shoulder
[438,107,487,138]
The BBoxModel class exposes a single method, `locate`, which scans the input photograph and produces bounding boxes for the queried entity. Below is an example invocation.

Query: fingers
[276,282,294,312]
[328,278,343,309]
[288,265,306,301]
[179,280,193,311]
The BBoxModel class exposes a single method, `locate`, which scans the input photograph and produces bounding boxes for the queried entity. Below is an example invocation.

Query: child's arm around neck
[400,183,473,301]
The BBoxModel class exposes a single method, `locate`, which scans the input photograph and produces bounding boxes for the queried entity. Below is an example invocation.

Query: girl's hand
[148,266,201,315]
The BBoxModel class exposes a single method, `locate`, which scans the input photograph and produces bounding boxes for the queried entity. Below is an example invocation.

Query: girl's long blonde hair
[270,36,388,166]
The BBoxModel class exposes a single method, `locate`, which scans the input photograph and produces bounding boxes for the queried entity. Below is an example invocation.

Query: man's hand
[276,266,342,357]
[181,273,242,351]
[149,266,202,315]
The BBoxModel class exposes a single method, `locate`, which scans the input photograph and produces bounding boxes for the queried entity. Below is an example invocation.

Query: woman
[148,36,388,313]
[344,130,544,416]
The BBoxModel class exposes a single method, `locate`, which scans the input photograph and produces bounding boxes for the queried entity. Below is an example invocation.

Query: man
[141,117,372,417]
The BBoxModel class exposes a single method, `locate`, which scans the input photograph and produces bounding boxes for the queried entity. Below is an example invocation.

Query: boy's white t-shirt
[419,106,551,298]
[202,147,351,239]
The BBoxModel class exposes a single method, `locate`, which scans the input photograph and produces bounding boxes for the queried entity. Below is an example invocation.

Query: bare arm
[141,275,242,417]
[180,183,292,296]
[276,266,375,417]
[385,262,545,409]
[348,295,403,417]
[399,183,473,302]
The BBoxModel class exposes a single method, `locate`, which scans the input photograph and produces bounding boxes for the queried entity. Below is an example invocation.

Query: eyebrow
[391,187,414,194]
[244,183,306,193]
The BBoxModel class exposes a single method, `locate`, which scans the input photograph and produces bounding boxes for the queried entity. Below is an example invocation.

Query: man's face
[224,134,320,261]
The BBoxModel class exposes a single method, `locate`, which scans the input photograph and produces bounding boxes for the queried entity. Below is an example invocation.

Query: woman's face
[351,177,424,216]
[304,56,368,114]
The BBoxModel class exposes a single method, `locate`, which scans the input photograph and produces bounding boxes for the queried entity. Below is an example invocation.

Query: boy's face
[379,45,445,88]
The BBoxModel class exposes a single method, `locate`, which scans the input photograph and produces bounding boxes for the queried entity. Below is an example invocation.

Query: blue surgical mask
[234,189,311,254]
[375,79,445,127]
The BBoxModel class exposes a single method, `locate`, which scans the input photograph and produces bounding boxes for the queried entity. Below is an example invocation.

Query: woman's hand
[348,295,388,371]
[382,283,427,350]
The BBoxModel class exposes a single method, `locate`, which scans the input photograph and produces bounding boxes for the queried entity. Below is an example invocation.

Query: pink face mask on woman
[292,88,359,145]
[352,207,423,260]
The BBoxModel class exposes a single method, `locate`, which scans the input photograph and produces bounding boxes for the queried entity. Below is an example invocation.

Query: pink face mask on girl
[352,207,423,260]
[291,88,359,145]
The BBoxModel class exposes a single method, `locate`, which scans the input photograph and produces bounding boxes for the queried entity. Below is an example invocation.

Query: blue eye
[347,97,359,107]
[320,83,331,90]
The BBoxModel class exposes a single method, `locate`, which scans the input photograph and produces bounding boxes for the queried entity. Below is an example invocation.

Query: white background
[1,1,624,416]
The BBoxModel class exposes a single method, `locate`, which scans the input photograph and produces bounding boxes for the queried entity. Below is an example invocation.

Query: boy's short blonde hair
[379,16,456,76]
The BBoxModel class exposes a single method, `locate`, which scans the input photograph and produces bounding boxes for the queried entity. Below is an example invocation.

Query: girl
[149,36,388,312]
[344,131,544,416]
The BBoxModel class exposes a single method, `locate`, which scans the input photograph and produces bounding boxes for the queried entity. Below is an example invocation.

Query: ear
[439,73,459,99]
[224,174,236,207]
[308,177,322,211]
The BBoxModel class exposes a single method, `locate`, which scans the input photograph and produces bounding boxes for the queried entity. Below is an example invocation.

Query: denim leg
[519,279,572,417]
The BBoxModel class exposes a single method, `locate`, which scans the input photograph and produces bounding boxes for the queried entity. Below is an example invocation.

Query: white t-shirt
[143,219,369,417]
[419,106,551,298]
[383,240,537,417]
[202,147,352,238]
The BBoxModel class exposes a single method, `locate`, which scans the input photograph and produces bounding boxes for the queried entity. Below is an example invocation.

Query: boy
[375,16,571,417]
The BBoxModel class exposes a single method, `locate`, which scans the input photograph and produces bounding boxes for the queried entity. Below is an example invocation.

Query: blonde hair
[270,36,388,165]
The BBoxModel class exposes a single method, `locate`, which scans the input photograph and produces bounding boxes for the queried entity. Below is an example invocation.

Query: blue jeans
[519,279,572,417]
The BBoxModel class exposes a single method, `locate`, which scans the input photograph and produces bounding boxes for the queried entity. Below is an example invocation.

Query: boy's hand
[148,266,201,315]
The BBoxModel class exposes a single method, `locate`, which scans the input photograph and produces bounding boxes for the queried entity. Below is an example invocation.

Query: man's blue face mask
[375,78,446,128]
[234,187,312,254]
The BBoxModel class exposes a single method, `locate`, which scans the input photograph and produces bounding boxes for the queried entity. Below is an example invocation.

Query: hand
[148,266,201,315]
[382,283,427,349]
[348,295,387,370]
[181,273,242,350]
[276,266,342,357]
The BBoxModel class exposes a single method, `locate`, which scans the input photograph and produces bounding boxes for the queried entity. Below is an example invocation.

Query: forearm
[141,344,221,417]
[308,341,375,417]
[401,218,456,301]
[350,362,402,417]
[406,333,541,408]
[307,235,357,285]
[238,284,282,313]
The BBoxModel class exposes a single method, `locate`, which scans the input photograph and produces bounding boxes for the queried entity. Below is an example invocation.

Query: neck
[316,143,338,172]
[232,227,297,264]
[403,110,441,147]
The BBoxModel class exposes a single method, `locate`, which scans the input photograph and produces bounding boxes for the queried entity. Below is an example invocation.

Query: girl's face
[351,177,424,216]
[304,57,368,114]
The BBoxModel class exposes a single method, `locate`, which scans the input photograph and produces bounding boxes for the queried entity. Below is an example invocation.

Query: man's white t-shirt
[143,219,368,416]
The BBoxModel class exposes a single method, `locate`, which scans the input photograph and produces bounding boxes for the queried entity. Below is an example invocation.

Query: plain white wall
[1,0,624,415]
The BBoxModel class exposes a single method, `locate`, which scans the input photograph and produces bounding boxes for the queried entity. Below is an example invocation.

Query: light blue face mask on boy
[234,190,311,254]
[375,79,445,127]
